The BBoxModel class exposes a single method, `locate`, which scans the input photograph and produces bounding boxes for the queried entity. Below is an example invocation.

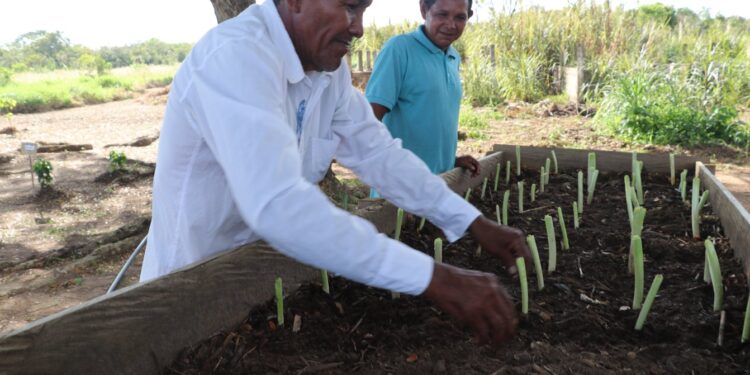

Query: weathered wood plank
[698,163,750,286]
[0,152,504,375]
[491,144,707,175]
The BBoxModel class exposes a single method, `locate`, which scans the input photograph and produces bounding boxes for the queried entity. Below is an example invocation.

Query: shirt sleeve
[364,38,404,110]
[181,38,434,295]
[333,67,481,242]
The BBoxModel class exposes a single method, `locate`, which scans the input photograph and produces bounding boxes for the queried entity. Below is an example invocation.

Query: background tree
[210,0,256,23]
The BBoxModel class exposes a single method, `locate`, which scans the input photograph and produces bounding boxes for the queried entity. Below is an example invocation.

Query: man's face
[291,0,371,72]
[421,0,471,50]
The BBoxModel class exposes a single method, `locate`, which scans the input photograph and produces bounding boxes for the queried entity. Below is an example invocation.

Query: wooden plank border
[491,144,710,175]
[698,162,750,285]
[0,152,504,375]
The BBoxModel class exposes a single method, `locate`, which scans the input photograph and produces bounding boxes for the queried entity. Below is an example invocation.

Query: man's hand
[423,263,518,345]
[469,216,532,276]
[455,155,480,177]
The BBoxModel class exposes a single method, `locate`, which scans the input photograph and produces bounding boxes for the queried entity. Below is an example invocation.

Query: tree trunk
[210,0,256,23]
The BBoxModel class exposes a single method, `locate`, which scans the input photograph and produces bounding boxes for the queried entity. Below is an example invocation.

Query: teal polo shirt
[366,26,462,175]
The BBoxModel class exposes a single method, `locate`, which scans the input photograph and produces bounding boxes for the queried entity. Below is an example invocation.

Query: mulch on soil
[167,168,750,374]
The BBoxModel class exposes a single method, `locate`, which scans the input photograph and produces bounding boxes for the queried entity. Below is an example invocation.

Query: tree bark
[210,0,257,23]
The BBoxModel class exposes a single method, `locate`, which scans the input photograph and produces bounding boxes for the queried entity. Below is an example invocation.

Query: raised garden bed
[165,149,750,374]
[1,147,748,375]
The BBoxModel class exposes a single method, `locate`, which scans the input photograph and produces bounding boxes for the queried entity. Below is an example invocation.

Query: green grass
[459,105,503,140]
[0,65,176,113]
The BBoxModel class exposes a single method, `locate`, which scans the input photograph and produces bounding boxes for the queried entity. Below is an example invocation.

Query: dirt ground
[0,93,748,335]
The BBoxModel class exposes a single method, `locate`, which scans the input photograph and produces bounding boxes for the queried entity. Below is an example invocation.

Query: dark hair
[422,0,473,14]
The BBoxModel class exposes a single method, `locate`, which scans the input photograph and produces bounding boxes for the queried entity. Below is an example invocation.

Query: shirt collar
[260,0,305,84]
[413,25,459,59]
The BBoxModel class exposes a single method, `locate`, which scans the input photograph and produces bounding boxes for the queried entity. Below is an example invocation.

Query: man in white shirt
[140,0,530,345]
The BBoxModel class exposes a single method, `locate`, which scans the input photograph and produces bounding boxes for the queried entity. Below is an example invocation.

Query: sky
[1,0,749,49]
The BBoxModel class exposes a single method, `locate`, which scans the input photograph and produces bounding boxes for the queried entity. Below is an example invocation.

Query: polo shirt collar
[260,0,305,84]
[413,25,459,59]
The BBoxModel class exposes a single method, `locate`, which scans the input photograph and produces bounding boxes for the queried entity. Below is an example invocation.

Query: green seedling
[518,181,524,213]
[551,150,558,174]
[502,190,510,225]
[108,150,127,172]
[517,257,528,315]
[705,240,723,312]
[679,170,688,201]
[516,145,521,176]
[669,154,675,185]
[526,235,544,291]
[417,217,426,232]
[481,177,489,199]
[540,166,546,193]
[545,215,557,273]
[32,158,54,189]
[495,204,501,225]
[464,188,471,201]
[573,202,579,229]
[587,152,597,192]
[632,235,644,310]
[691,177,710,239]
[434,238,443,264]
[321,270,330,294]
[628,207,647,274]
[635,274,664,331]
[275,277,284,326]
[545,158,551,184]
[625,175,634,223]
[557,207,569,250]
[394,208,404,242]
[494,163,501,192]
[586,169,599,205]
[530,183,537,203]
[577,170,584,214]
[742,293,750,343]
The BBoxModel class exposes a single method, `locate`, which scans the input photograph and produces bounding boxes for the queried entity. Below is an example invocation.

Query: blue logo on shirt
[296,100,307,145]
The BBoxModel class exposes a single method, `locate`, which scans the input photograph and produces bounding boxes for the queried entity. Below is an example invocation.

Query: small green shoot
[32,158,54,189]
[108,150,127,172]
[417,217,426,232]
[481,177,488,199]
[551,150,558,174]
[557,207,569,250]
[464,188,471,201]
[526,235,544,291]
[573,202,579,229]
[544,158,551,184]
[635,274,664,331]
[495,204,501,224]
[434,238,443,264]
[517,257,528,315]
[530,183,537,203]
[705,240,723,312]
[275,277,284,326]
[625,175,634,223]
[691,177,710,239]
[632,235,644,310]
[518,181,524,213]
[545,215,557,273]
[395,208,404,242]
[494,163,501,192]
[577,170,584,214]
[321,270,330,294]
[502,190,510,225]
[587,152,597,191]
[742,293,750,343]
[516,145,521,176]
[586,169,599,205]
[540,166,546,193]
[679,170,688,201]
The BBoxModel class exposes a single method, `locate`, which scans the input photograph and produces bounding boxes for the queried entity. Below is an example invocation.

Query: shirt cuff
[431,192,482,242]
[377,239,435,295]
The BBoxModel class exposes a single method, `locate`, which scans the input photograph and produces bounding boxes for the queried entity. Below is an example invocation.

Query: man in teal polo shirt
[366,0,479,199]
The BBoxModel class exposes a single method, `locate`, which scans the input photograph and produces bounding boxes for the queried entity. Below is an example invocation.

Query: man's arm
[370,102,389,121]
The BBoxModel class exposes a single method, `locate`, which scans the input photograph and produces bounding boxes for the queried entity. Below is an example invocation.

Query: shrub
[0,67,12,87]
[32,159,54,189]
[108,150,127,171]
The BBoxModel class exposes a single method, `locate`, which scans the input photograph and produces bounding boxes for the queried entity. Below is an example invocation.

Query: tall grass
[0,65,176,113]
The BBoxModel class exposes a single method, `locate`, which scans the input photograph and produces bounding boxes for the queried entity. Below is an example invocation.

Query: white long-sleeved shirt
[139,0,481,295]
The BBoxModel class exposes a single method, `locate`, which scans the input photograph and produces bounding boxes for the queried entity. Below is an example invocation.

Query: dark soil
[93,161,155,185]
[166,169,750,374]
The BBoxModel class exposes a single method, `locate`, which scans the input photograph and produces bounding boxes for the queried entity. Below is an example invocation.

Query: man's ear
[284,0,304,13]
[420,0,428,19]
[468,9,474,18]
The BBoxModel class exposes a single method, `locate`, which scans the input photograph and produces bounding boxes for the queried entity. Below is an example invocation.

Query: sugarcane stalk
[417,217,426,232]
[632,235,644,310]
[517,257,528,315]
[551,150,558,174]
[635,274,664,331]
[502,190,510,225]
[586,169,599,205]
[625,175,634,224]
[518,181,525,213]
[530,183,537,203]
[395,208,404,241]
[705,239,723,312]
[275,277,284,326]
[516,145,521,176]
[506,160,511,185]
[577,170,584,213]
[669,154,675,185]
[481,177,489,199]
[434,238,443,264]
[495,204,501,225]
[573,202,579,229]
[321,270,330,294]
[545,215,557,273]
[494,163,501,192]
[679,170,688,202]
[557,207,569,250]
[464,188,471,201]
[742,292,750,343]
[545,158,551,184]
[526,235,544,291]
[540,166,546,193]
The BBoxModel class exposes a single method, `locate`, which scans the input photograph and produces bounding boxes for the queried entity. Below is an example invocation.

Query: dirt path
[1,96,748,335]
